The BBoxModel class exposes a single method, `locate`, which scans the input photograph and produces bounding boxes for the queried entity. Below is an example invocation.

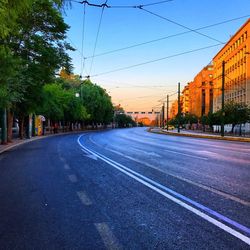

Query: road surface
[0,128,249,249]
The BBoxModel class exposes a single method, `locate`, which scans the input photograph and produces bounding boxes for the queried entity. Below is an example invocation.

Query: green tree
[224,101,250,133]
[39,83,89,130]
[4,0,73,138]
[115,114,136,128]
[80,80,114,126]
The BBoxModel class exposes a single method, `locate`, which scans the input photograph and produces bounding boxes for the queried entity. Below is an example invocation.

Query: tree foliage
[115,114,136,128]
[80,80,114,125]
[39,83,89,122]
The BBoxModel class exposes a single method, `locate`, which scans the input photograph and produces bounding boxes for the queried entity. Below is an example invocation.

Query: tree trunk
[239,124,242,136]
[19,115,24,139]
[1,108,7,145]
[231,124,235,134]
[7,110,14,143]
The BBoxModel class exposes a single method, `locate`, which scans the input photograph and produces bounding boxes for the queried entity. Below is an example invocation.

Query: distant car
[165,125,175,130]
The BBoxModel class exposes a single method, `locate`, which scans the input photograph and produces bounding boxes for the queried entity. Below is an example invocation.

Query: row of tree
[169,102,250,133]
[0,0,115,143]
[39,76,114,128]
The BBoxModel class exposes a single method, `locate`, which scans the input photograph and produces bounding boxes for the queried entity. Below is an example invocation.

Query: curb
[148,128,250,143]
[0,130,90,155]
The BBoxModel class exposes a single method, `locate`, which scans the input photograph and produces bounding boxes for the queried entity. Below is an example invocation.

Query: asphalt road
[0,127,249,249]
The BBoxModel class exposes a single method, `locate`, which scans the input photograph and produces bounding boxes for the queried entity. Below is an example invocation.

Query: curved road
[0,128,249,249]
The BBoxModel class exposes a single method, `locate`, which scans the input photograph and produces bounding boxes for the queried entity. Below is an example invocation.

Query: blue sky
[63,0,250,111]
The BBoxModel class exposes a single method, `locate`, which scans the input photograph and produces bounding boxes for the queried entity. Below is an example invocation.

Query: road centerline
[77,134,250,245]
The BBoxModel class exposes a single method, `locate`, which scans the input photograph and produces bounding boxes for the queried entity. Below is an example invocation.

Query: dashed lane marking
[77,191,92,206]
[68,174,78,183]
[77,134,250,246]
[95,223,122,250]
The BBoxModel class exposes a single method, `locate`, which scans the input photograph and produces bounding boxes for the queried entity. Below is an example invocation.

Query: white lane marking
[77,135,250,245]
[117,134,208,160]
[64,163,70,170]
[59,156,65,162]
[164,149,208,160]
[95,223,122,250]
[88,134,250,206]
[130,147,161,158]
[81,148,98,160]
[99,147,250,207]
[68,174,78,183]
[197,150,250,164]
[77,191,92,206]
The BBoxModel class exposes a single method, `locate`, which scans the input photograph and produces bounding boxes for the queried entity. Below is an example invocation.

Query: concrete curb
[148,128,250,143]
[0,130,90,155]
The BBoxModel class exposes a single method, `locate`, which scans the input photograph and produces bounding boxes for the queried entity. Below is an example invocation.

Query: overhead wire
[139,7,224,44]
[110,0,173,8]
[80,3,86,77]
[67,37,88,75]
[83,15,249,60]
[91,43,222,77]
[75,0,173,8]
[89,0,107,75]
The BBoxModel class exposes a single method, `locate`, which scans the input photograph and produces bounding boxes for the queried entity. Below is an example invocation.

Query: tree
[224,101,250,133]
[3,0,73,139]
[39,83,89,129]
[115,114,136,128]
[80,80,114,126]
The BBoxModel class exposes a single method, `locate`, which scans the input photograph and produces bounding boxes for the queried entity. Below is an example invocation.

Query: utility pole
[162,103,165,128]
[166,95,169,131]
[221,61,225,137]
[177,82,181,133]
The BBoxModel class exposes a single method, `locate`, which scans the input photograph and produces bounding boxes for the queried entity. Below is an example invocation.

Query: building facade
[169,100,178,119]
[188,65,214,117]
[213,18,250,111]
[182,85,190,114]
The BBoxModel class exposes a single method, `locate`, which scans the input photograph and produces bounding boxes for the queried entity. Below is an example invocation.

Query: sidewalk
[0,130,88,154]
[149,128,250,142]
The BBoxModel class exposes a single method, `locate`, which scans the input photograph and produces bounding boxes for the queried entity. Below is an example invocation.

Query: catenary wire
[139,7,224,44]
[80,3,86,77]
[89,1,107,75]
[84,15,249,60]
[90,43,222,77]
[74,0,173,8]
[67,37,88,75]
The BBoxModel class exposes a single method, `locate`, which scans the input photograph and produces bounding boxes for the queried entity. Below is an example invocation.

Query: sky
[63,0,250,111]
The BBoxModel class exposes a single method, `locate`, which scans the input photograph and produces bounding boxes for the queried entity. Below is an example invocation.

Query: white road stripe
[164,149,208,160]
[77,134,250,245]
[95,223,122,250]
[77,191,92,206]
[68,174,78,183]
[64,163,70,170]
[99,147,250,207]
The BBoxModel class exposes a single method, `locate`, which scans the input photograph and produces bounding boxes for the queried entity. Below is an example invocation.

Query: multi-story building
[188,65,214,117]
[169,100,178,119]
[182,85,190,114]
[213,18,250,111]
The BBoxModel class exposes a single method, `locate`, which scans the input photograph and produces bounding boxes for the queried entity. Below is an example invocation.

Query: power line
[91,43,222,77]
[67,37,88,75]
[80,3,86,77]
[74,0,173,8]
[89,1,107,75]
[139,7,224,44]
[83,15,249,60]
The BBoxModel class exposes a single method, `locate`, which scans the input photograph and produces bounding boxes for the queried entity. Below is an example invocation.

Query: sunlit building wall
[188,65,214,117]
[169,100,178,119]
[182,85,190,114]
[213,18,250,111]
